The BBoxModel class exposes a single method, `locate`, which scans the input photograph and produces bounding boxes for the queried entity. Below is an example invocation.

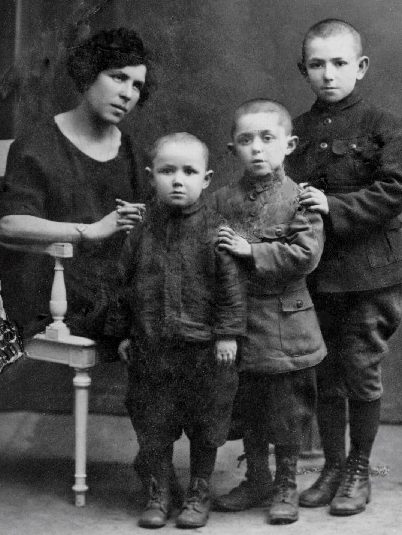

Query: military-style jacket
[211,172,326,374]
[288,90,402,293]
[104,199,246,348]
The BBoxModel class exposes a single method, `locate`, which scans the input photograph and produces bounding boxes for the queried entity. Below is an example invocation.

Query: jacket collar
[311,89,362,114]
[241,167,286,194]
[154,197,204,219]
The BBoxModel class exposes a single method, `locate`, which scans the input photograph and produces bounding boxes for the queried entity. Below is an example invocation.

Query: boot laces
[337,457,367,497]
[182,479,209,511]
[146,478,169,512]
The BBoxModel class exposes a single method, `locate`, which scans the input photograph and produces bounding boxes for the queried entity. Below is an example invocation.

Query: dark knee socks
[147,443,174,484]
[190,441,217,481]
[317,397,347,465]
[349,398,381,458]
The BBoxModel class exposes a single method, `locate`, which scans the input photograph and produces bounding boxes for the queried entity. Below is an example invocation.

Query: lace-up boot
[214,449,272,511]
[138,476,172,528]
[134,454,183,507]
[330,453,371,516]
[299,461,344,507]
[176,477,211,528]
[268,455,299,524]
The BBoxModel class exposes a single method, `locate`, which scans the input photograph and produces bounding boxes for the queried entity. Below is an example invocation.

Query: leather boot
[330,453,371,516]
[299,462,344,507]
[176,477,211,528]
[268,455,299,525]
[138,476,172,528]
[214,445,272,512]
[134,454,183,507]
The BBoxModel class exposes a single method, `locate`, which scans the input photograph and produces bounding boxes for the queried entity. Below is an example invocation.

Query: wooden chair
[0,139,97,506]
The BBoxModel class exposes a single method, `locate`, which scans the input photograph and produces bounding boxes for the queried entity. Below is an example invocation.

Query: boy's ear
[227,142,236,155]
[286,135,299,155]
[203,170,214,189]
[145,166,155,186]
[357,56,369,80]
[297,61,307,77]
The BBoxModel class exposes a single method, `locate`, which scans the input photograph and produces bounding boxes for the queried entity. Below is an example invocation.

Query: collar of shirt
[312,88,363,114]
[241,168,286,196]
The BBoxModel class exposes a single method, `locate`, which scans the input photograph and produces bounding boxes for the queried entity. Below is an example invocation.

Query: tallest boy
[288,19,402,516]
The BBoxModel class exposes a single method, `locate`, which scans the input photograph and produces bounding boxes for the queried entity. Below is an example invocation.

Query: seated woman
[0,27,153,350]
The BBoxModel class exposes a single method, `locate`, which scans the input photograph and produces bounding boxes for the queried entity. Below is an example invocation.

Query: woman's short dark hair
[67,27,154,105]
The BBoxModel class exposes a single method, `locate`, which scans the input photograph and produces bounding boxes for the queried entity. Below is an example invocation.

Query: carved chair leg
[72,367,91,506]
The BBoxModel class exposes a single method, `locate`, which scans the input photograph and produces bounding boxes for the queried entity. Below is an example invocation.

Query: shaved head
[149,132,209,166]
[302,19,363,63]
[231,99,292,137]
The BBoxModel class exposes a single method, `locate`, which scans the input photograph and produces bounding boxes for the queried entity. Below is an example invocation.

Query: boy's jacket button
[319,142,328,150]
[296,300,304,308]
[249,191,258,200]
[323,117,332,125]
[275,227,283,236]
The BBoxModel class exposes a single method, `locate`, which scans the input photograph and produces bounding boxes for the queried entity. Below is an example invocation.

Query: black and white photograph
[0,1,401,533]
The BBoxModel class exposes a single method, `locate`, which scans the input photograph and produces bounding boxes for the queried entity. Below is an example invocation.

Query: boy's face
[230,112,298,176]
[302,33,368,103]
[149,140,212,208]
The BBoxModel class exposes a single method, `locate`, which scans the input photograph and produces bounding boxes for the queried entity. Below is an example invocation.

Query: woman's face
[84,64,147,124]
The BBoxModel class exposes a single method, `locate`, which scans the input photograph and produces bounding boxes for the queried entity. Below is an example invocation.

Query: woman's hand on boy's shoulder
[298,184,329,215]
[217,226,252,257]
[215,338,237,366]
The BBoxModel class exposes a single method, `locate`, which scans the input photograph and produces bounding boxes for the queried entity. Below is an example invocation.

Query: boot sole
[299,498,333,508]
[269,514,299,525]
[176,516,208,529]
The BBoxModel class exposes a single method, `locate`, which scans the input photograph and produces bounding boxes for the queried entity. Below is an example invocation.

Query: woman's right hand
[85,204,144,241]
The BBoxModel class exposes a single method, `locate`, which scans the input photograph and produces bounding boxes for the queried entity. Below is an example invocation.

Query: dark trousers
[314,284,402,401]
[228,368,316,447]
[125,341,238,478]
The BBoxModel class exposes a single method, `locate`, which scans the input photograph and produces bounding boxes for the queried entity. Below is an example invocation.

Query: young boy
[212,99,327,524]
[105,132,246,529]
[288,19,402,516]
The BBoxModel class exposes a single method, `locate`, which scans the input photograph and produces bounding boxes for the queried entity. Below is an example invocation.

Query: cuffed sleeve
[250,209,324,285]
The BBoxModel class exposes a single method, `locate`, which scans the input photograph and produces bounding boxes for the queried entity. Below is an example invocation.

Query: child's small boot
[138,475,172,528]
[330,452,371,516]
[214,437,272,511]
[299,461,344,507]
[300,398,346,507]
[268,449,299,525]
[134,453,183,507]
[176,477,211,528]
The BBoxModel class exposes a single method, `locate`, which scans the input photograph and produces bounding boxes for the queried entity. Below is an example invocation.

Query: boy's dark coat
[105,199,246,346]
[288,90,402,293]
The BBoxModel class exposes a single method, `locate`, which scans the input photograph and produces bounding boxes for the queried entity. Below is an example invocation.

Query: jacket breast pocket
[331,136,379,185]
[367,218,402,267]
[279,288,323,356]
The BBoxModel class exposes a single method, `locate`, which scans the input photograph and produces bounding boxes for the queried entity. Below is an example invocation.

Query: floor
[0,413,401,535]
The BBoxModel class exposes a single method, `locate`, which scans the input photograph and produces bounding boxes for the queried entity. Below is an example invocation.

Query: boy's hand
[215,338,237,366]
[118,338,132,364]
[298,184,329,215]
[218,226,252,257]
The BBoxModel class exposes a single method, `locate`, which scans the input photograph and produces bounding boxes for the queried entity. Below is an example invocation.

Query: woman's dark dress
[0,119,146,343]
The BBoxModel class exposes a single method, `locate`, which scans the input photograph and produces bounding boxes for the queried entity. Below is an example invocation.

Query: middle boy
[212,99,327,524]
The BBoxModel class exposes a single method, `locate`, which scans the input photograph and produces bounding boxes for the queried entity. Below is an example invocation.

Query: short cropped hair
[67,27,154,105]
[149,132,209,167]
[302,19,363,63]
[231,98,293,138]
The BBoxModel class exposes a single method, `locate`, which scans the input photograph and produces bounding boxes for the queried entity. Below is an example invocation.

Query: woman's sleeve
[0,139,47,219]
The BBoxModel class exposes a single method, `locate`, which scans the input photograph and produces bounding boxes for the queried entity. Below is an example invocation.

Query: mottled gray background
[0,0,401,421]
